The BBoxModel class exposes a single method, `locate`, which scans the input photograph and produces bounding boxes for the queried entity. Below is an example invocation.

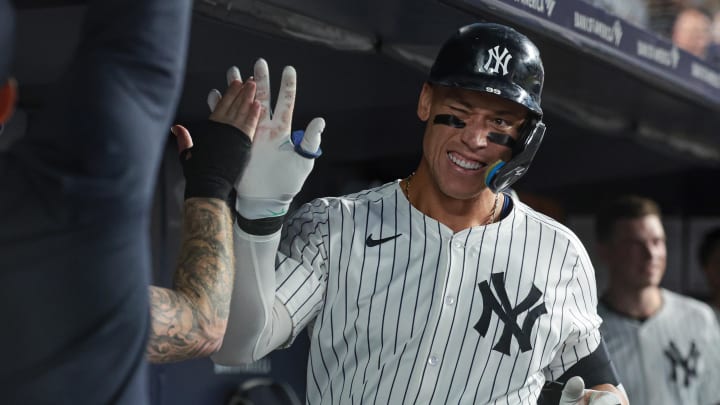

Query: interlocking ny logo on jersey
[483,46,513,76]
[664,341,699,386]
[474,272,547,355]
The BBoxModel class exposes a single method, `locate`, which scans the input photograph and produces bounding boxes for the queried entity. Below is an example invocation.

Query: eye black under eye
[433,114,466,128]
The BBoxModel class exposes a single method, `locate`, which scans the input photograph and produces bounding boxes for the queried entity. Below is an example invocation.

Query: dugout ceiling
[9,0,720,211]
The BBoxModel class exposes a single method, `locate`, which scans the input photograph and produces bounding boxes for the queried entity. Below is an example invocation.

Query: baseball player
[596,195,720,405]
[212,24,627,404]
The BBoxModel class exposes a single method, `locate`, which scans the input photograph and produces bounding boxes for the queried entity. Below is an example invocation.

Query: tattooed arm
[144,65,260,363]
[146,198,234,363]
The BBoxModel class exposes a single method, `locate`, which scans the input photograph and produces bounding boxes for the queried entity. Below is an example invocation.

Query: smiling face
[416,83,528,201]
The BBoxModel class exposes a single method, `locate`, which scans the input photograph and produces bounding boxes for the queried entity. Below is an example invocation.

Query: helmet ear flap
[512,114,542,157]
[485,121,546,193]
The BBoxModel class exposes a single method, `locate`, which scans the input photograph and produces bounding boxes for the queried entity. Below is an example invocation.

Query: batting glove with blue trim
[207,59,325,223]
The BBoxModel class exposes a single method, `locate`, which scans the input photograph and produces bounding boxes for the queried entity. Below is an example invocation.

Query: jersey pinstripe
[275,180,603,404]
[599,289,720,405]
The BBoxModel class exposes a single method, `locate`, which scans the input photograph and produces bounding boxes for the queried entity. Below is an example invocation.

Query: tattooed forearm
[147,198,234,363]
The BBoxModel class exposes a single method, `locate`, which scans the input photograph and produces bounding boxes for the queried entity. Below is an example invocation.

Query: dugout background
[6,0,720,403]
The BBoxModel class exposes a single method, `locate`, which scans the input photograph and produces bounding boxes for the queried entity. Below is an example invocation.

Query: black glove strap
[179,120,252,201]
[235,211,285,236]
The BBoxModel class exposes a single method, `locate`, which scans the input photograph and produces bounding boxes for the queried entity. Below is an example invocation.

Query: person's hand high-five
[207,59,324,229]
[178,68,260,203]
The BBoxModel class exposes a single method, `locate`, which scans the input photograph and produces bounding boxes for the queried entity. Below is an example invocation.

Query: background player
[211,23,627,404]
[595,195,720,404]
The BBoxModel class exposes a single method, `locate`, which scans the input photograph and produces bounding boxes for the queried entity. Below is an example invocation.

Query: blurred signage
[444,0,720,107]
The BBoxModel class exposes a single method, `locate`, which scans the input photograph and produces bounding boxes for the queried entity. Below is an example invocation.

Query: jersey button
[453,241,464,249]
[445,296,456,306]
[428,355,439,366]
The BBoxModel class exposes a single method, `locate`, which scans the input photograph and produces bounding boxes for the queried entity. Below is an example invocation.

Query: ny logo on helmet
[483,46,513,76]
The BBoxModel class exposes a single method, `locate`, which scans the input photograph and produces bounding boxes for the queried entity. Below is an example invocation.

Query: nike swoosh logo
[366,233,402,247]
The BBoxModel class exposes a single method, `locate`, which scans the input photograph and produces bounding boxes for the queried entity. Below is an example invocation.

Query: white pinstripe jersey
[276,181,603,404]
[599,289,720,405]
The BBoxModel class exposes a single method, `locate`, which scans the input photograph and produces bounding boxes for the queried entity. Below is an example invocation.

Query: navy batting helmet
[429,23,546,193]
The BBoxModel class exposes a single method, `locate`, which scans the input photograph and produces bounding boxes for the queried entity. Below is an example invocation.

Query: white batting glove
[559,377,622,405]
[207,59,325,220]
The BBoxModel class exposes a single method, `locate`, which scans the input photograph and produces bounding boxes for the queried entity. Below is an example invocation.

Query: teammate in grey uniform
[212,23,627,404]
[595,195,720,405]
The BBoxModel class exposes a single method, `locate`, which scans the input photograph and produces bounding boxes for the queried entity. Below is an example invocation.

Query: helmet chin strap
[0,78,18,125]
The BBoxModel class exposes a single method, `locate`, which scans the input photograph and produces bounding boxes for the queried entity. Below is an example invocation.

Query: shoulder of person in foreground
[513,199,596,272]
[662,288,720,326]
[280,180,400,238]
[7,0,193,211]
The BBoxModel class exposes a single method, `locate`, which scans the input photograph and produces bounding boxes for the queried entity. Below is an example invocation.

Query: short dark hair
[699,227,720,267]
[595,195,662,242]
[677,6,714,22]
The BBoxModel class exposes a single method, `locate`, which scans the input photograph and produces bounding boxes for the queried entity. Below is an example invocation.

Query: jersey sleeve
[545,239,604,382]
[274,199,331,347]
[213,199,330,365]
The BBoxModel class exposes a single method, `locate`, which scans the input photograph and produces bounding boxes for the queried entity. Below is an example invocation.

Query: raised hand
[207,66,261,139]
[211,58,324,225]
[178,68,260,202]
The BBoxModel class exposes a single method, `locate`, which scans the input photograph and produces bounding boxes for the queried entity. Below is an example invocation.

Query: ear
[0,78,17,124]
[417,82,433,122]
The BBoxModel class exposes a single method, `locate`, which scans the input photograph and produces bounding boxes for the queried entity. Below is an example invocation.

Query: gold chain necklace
[403,172,500,225]
[487,192,499,225]
[404,172,415,204]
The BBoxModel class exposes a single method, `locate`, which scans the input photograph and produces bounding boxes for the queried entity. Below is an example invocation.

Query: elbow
[198,320,228,357]
[210,344,259,366]
[199,337,224,358]
[200,321,260,365]
[210,313,271,366]
[210,336,260,366]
